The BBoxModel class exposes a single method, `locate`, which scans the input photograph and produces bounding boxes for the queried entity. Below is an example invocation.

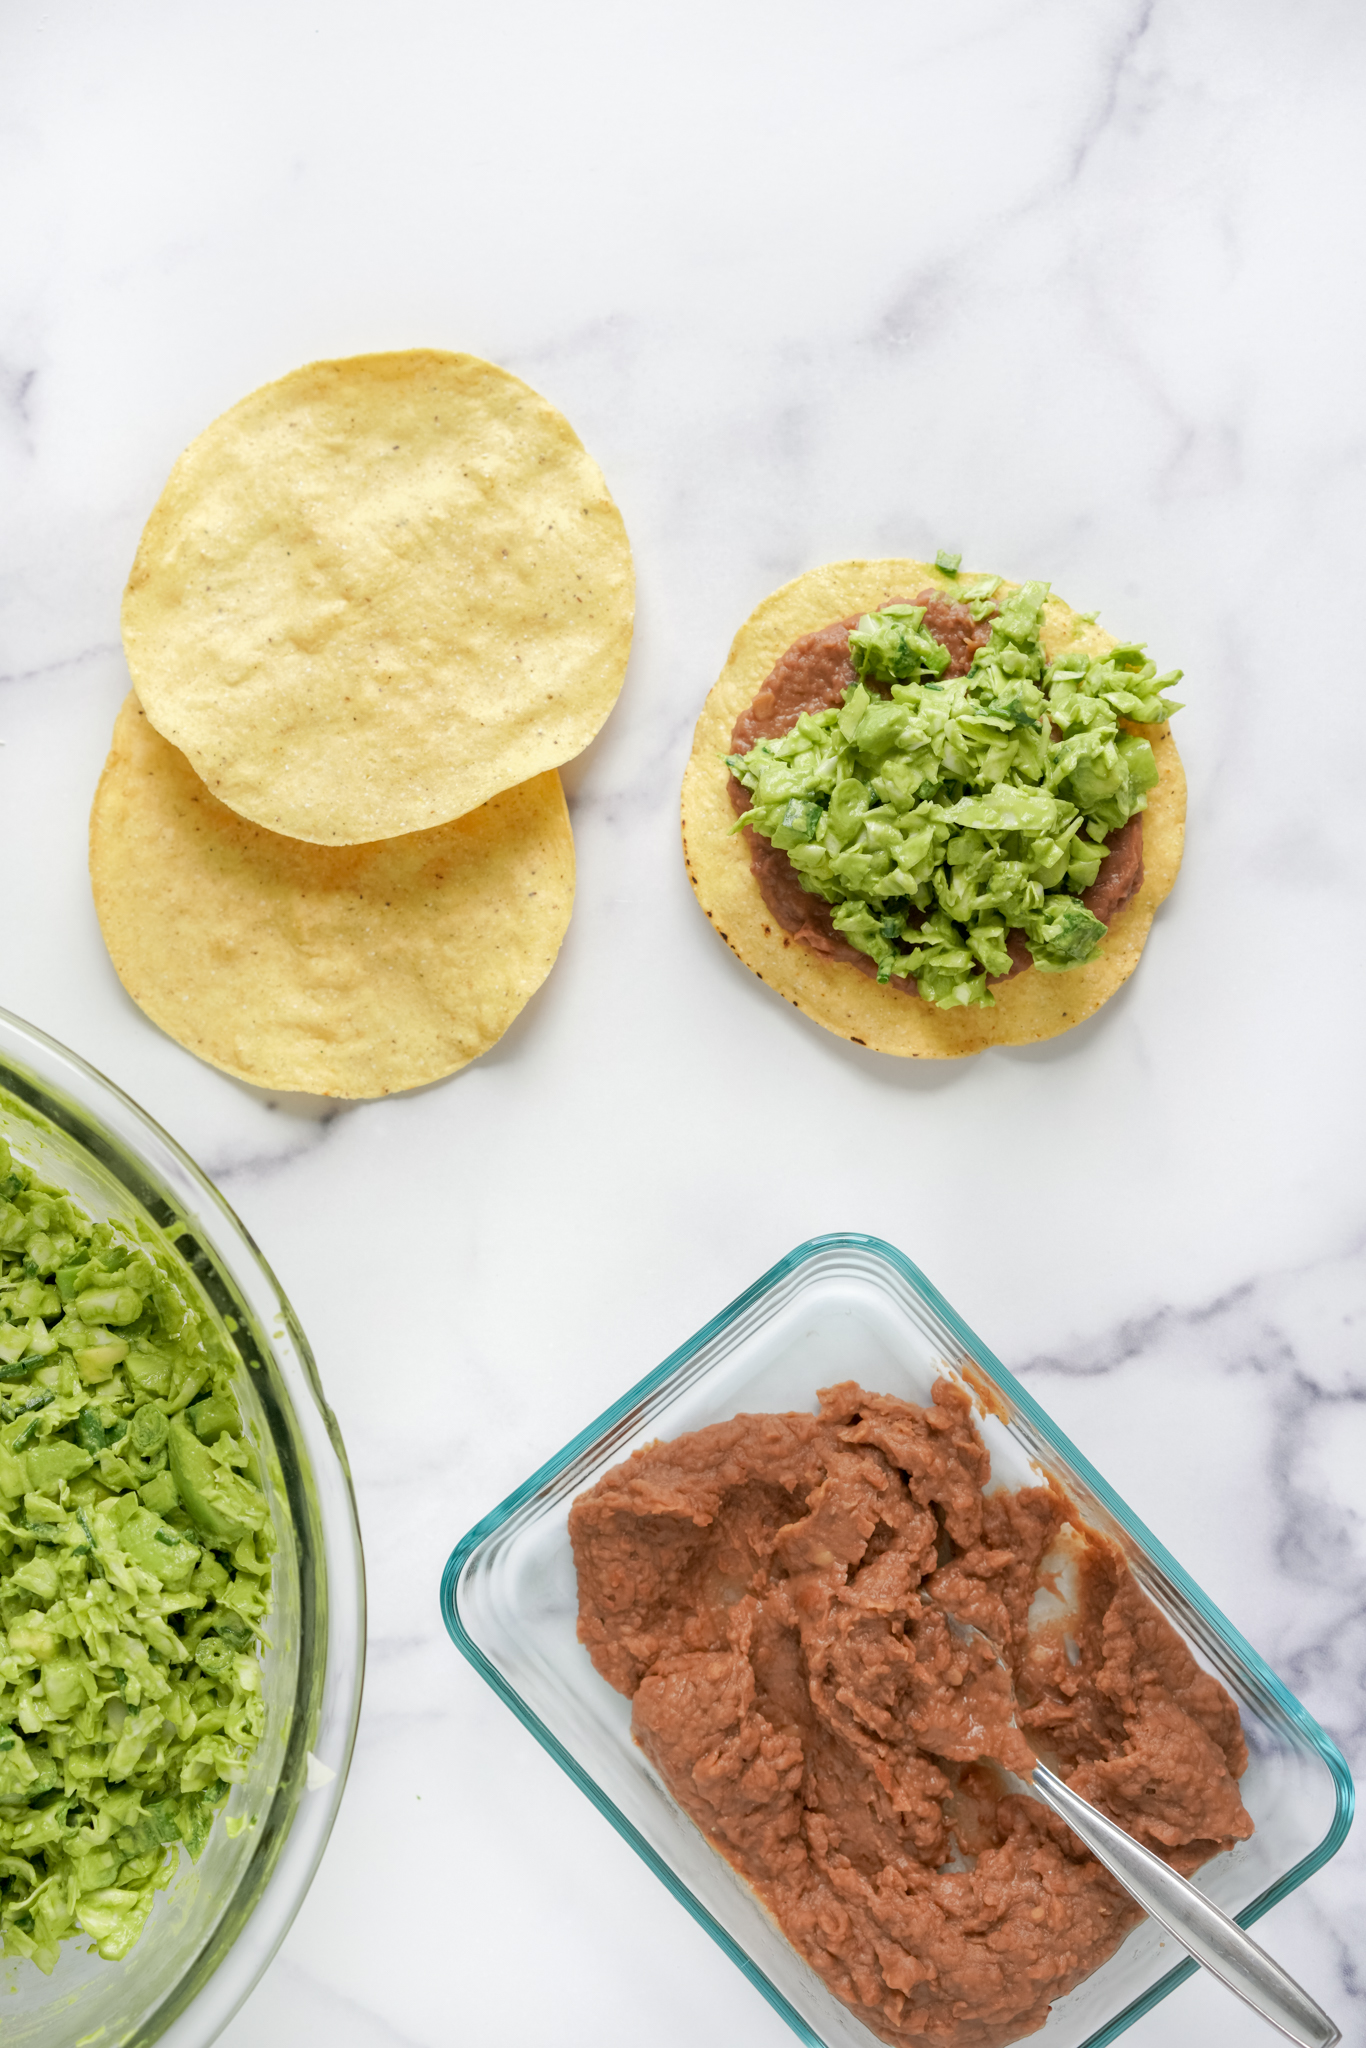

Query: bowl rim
[440,1230,1354,2048]
[0,1004,367,2046]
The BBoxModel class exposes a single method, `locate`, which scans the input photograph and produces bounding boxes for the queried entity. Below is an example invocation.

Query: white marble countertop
[3,3,1363,2043]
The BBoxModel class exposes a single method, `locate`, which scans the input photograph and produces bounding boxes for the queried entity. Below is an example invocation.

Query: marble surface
[3,1,1363,2042]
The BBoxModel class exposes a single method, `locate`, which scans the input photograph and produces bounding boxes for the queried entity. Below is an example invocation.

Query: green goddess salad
[0,1136,272,1970]
[727,580,1182,1009]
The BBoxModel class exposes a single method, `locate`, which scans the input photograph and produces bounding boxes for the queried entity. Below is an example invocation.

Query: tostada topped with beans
[682,557,1186,1058]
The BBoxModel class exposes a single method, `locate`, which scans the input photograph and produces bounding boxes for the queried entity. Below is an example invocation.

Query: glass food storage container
[442,1232,1351,2048]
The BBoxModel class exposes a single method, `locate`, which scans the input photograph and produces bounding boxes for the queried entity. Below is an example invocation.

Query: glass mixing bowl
[0,1008,365,2045]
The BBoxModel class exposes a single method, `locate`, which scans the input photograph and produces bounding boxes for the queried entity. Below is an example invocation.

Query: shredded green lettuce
[0,1139,272,1971]
[728,583,1182,1008]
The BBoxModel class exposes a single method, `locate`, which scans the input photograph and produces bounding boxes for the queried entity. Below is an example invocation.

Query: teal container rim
[440,1231,1354,2048]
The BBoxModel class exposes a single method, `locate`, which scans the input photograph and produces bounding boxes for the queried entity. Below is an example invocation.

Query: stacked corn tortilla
[91,351,633,1098]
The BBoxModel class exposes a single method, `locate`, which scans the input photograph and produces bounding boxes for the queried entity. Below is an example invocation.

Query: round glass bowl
[0,1007,365,2046]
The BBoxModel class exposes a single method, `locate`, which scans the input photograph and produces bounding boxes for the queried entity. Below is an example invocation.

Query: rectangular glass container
[440,1234,1352,2048]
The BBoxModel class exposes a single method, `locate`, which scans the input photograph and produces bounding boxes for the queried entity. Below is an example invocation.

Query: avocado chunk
[168,1416,264,1545]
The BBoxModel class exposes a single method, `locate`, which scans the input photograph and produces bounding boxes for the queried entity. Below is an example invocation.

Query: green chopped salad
[0,1137,272,1971]
[728,580,1182,1008]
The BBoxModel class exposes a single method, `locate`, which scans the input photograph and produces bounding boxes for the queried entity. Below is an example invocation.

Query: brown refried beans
[727,596,1145,994]
[571,1382,1252,2048]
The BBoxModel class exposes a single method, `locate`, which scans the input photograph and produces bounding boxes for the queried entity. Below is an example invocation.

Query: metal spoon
[925,1603,1340,2048]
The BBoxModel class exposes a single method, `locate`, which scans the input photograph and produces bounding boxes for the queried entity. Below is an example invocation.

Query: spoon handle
[1029,1763,1339,2047]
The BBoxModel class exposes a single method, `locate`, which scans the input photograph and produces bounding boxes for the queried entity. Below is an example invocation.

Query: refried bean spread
[727,595,1145,993]
[571,1381,1252,2047]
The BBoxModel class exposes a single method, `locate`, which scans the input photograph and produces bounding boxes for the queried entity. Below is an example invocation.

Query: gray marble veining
[2,1,1362,2042]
